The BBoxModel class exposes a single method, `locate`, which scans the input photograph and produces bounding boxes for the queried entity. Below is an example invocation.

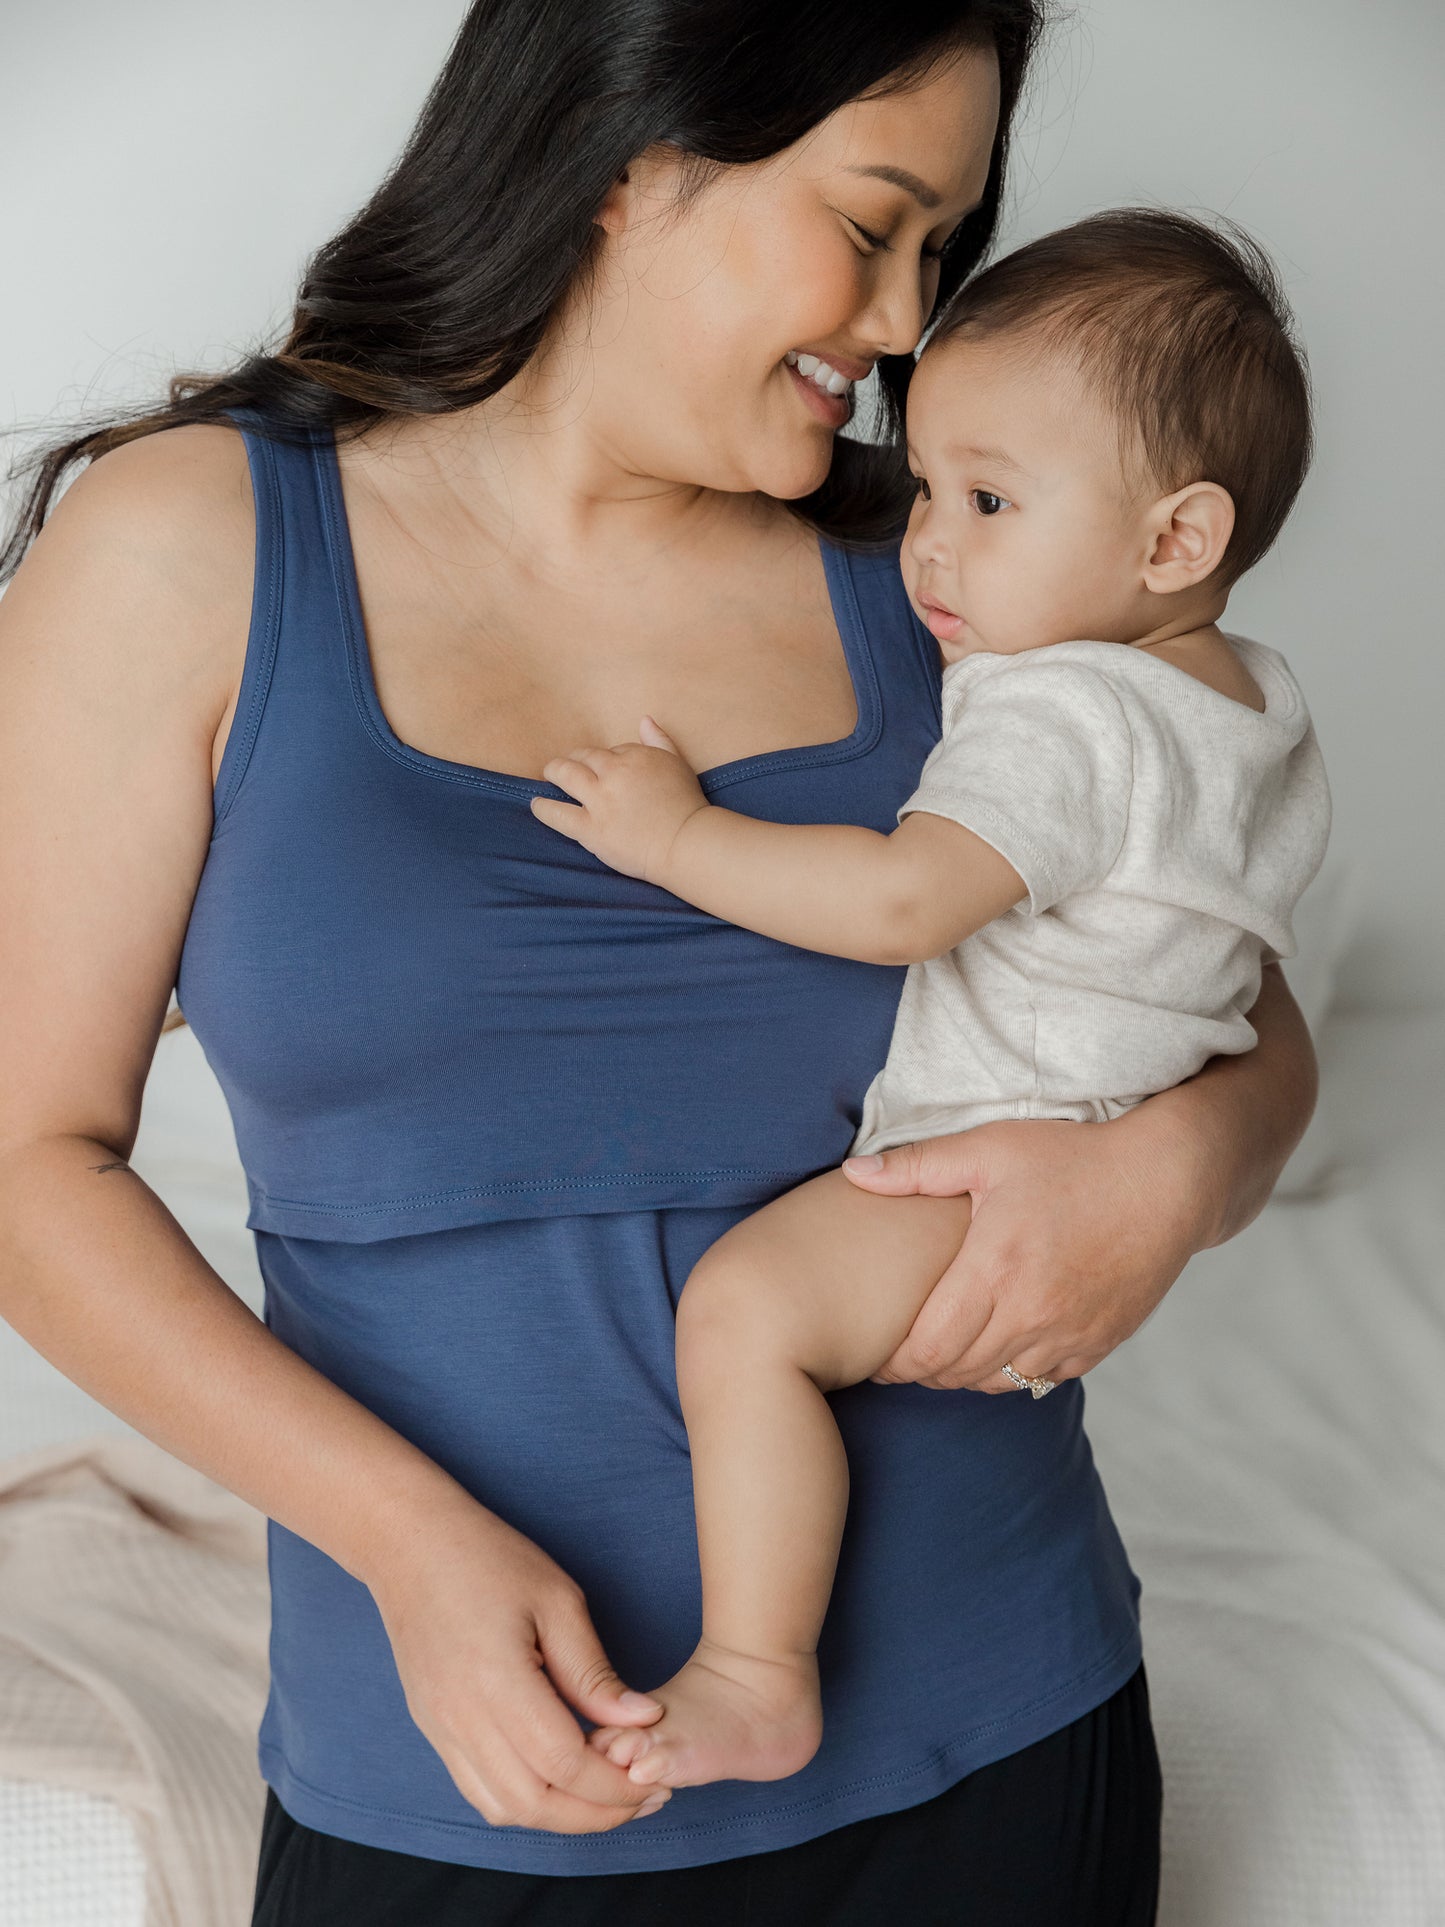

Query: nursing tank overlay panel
[175,411,945,1241]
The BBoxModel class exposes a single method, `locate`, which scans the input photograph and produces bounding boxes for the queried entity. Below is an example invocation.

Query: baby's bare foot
[586,1640,822,1789]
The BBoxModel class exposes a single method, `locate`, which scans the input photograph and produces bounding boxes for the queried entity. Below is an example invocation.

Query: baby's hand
[529,716,709,886]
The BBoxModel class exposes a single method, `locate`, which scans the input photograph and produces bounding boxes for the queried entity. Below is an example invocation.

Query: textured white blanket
[0,1434,269,1927]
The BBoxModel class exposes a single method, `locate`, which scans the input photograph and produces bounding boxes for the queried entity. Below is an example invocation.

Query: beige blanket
[0,1433,271,1927]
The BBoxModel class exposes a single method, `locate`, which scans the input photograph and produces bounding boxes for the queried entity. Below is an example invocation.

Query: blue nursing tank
[174,408,1143,1875]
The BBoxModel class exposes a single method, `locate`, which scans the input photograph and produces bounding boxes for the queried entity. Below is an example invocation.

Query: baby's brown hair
[924,207,1313,587]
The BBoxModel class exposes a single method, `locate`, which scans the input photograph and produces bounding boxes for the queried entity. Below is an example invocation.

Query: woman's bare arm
[1112,958,1317,1248]
[0,427,444,1580]
[0,432,666,1831]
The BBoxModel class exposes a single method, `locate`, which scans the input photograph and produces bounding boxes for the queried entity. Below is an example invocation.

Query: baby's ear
[1141,481,1235,593]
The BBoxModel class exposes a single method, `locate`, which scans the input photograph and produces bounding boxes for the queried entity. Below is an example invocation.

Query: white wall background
[4,0,1441,1005]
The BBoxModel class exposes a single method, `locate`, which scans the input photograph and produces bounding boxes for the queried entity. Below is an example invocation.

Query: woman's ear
[1141,481,1235,593]
[594,166,633,237]
[595,145,689,240]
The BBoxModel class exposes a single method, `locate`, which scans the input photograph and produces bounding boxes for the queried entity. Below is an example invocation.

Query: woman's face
[571,48,1001,501]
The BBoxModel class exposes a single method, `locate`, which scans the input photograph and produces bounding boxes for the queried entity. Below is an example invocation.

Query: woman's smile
[782,352,856,427]
[782,346,876,429]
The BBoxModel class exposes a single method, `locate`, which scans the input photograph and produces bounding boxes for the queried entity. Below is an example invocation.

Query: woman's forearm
[0,1133,475,1588]
[1114,962,1318,1254]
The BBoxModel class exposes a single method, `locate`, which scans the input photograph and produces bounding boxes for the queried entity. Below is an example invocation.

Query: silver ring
[1001,1361,1058,1399]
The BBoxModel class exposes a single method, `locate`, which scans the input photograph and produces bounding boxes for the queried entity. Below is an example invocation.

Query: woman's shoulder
[64,419,256,586]
[22,421,257,735]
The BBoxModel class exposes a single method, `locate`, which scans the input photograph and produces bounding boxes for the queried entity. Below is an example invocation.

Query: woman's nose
[856,256,930,360]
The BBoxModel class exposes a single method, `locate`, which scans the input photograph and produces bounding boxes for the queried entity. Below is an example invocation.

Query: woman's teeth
[785,350,852,397]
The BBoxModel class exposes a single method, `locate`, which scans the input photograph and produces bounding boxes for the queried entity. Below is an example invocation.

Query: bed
[2,989,1442,1925]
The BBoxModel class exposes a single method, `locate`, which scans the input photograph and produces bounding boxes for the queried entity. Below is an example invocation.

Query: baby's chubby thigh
[675,1166,974,1395]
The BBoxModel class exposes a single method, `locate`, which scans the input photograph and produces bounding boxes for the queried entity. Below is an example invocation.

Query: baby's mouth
[915,589,966,643]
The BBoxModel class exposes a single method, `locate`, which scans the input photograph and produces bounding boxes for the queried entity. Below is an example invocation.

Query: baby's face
[901,331,1156,663]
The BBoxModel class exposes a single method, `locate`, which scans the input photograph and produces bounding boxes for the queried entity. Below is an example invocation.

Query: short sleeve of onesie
[899,655,1134,915]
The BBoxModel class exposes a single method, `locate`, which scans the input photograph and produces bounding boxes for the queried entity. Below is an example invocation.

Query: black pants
[251,1661,1161,1926]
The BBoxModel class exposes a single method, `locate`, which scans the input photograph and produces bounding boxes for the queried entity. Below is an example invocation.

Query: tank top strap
[211,405,358,827]
[825,538,943,741]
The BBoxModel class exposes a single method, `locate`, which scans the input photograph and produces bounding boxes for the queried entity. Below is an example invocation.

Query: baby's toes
[586,1724,625,1755]
[606,1725,657,1767]
[626,1742,677,1787]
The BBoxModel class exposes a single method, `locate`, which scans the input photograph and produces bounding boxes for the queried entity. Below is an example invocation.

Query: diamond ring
[1001,1361,1058,1399]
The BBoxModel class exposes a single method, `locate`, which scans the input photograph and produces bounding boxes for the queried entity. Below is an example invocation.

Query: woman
[0,2,1316,1921]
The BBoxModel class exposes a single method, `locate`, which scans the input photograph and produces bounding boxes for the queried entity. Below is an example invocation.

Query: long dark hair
[1,0,1044,579]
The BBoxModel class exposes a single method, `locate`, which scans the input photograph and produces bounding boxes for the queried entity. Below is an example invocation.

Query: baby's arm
[661,805,1025,965]
[529,717,1025,965]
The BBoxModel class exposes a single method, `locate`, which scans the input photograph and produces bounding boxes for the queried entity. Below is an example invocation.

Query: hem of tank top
[312,423,888,800]
[243,1165,837,1240]
[211,419,285,828]
[252,1627,1144,1870]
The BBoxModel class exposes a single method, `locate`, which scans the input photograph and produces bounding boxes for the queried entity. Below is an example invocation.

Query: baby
[530,208,1331,1792]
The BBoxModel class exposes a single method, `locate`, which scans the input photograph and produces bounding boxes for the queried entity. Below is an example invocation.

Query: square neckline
[314,421,884,800]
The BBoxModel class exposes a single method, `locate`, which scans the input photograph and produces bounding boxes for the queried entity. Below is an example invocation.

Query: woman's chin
[754,440,838,503]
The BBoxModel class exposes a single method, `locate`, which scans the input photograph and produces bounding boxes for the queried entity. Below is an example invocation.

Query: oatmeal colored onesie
[849,635,1331,1158]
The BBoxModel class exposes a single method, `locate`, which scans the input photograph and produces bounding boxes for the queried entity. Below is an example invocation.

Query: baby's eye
[970,489,1010,516]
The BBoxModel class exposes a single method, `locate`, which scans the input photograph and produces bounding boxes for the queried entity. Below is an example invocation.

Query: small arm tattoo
[87,1159,133,1176]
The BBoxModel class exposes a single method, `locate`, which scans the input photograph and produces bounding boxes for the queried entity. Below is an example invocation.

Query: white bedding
[1,1006,1442,1924]
[1086,1006,1445,1924]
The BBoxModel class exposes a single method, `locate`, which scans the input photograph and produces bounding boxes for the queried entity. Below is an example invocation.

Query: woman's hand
[365,1489,673,1834]
[529,715,709,885]
[840,963,1317,1392]
[842,1114,1196,1392]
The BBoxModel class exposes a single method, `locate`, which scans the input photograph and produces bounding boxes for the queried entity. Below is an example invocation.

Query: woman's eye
[912,475,932,502]
[927,221,965,264]
[844,213,945,266]
[971,490,1010,516]
[846,217,890,254]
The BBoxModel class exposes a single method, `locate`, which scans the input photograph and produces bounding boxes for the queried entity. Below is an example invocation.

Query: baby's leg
[590,1167,973,1790]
